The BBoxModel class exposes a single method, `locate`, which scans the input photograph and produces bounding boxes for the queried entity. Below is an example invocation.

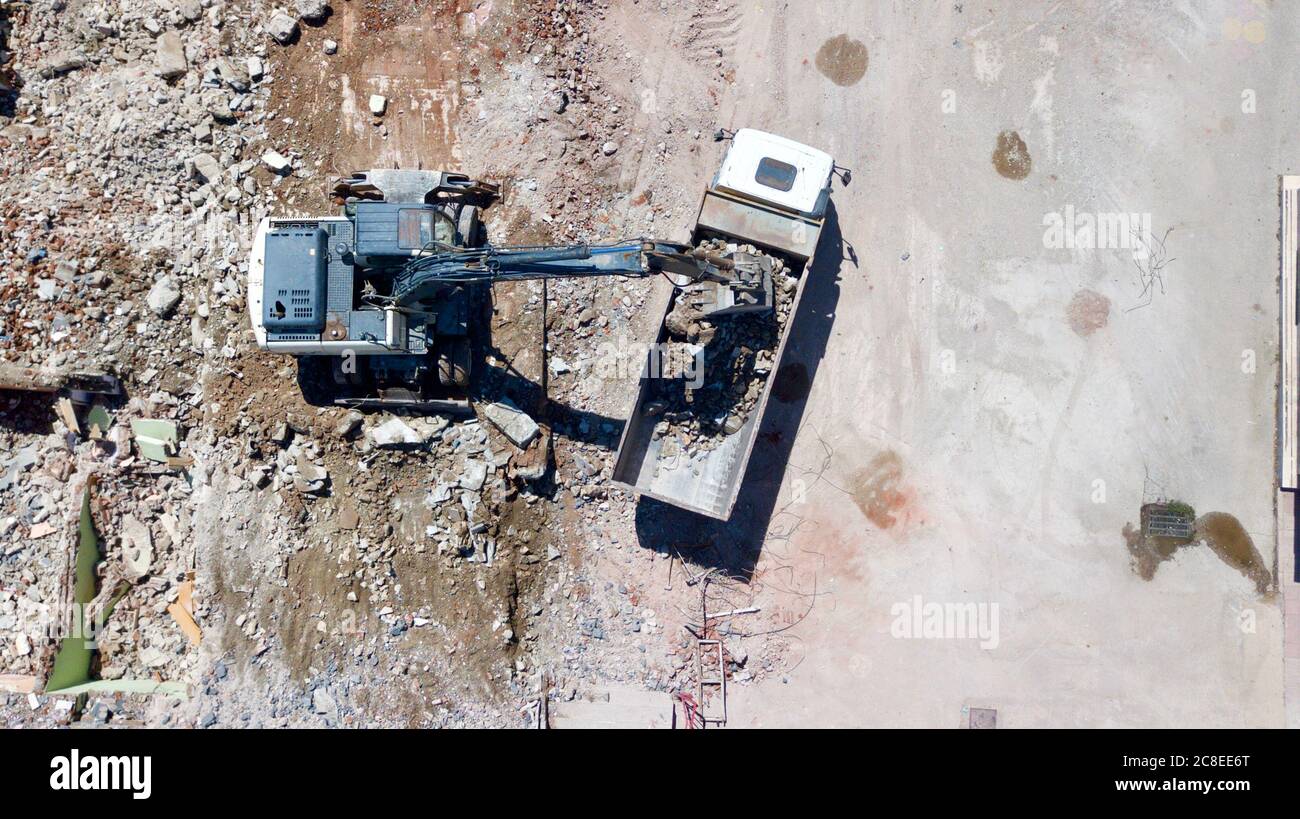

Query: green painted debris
[45,679,188,700]
[86,403,113,437]
[130,419,179,462]
[44,484,100,693]
[43,482,186,700]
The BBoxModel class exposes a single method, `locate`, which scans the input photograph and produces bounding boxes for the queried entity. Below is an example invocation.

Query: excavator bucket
[646,248,774,318]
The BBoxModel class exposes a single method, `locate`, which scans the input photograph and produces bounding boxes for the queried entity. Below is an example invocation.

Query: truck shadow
[631,202,849,581]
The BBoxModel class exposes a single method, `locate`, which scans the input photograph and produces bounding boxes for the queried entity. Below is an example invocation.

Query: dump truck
[610,128,836,520]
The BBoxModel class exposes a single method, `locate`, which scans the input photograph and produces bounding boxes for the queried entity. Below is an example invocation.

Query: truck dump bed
[611,189,824,519]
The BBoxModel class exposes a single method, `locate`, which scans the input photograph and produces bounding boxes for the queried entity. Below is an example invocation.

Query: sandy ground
[687,0,1298,727]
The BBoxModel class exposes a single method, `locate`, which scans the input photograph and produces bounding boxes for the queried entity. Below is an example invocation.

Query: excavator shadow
[631,203,849,581]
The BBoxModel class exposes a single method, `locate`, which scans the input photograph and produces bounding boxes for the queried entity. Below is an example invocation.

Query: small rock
[601,141,619,156]
[262,150,292,173]
[177,0,204,23]
[267,11,299,44]
[323,39,338,55]
[295,0,330,22]
[481,398,539,448]
[146,275,183,317]
[369,94,387,116]
[156,32,188,80]
[368,417,423,447]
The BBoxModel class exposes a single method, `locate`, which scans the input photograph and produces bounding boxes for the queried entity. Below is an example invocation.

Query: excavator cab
[248,169,497,412]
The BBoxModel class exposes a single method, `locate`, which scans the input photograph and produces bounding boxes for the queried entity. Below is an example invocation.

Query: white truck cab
[693,128,834,262]
[713,128,834,218]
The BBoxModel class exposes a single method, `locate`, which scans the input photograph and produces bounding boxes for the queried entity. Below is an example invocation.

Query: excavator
[248,169,775,411]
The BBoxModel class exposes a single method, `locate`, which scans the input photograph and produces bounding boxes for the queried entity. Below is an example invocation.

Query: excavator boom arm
[389,240,738,304]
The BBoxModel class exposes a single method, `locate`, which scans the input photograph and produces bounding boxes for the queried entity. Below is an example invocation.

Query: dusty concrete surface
[0,0,1294,730]
[719,0,1294,727]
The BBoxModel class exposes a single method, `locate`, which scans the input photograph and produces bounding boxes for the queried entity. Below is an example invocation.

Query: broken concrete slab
[38,52,87,79]
[459,460,489,490]
[267,11,299,44]
[312,687,338,718]
[147,274,183,316]
[191,153,222,184]
[337,505,360,529]
[368,417,424,447]
[120,515,153,579]
[262,149,291,174]
[156,32,188,80]
[29,522,57,539]
[139,646,170,668]
[0,444,40,492]
[0,361,121,395]
[0,674,39,694]
[215,56,251,92]
[481,398,539,449]
[511,429,550,481]
[334,410,364,438]
[294,459,329,494]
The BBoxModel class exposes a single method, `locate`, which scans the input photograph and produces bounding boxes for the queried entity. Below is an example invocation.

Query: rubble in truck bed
[646,239,797,454]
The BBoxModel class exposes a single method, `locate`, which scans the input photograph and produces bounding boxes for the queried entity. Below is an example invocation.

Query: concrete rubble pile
[0,0,763,728]
[0,0,350,725]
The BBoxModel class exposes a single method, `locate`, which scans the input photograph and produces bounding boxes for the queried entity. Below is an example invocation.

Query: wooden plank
[1281,177,1299,489]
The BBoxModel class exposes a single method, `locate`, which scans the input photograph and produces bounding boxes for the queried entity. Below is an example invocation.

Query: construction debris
[119,515,153,579]
[54,397,80,436]
[0,362,120,396]
[0,0,789,729]
[168,579,202,646]
[130,420,180,463]
[481,399,540,449]
[651,240,796,452]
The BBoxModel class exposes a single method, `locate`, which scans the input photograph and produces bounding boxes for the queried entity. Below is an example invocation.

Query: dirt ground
[3,0,1297,729]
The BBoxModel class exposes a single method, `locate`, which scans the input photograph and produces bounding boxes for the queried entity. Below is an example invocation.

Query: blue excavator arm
[387,239,771,317]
